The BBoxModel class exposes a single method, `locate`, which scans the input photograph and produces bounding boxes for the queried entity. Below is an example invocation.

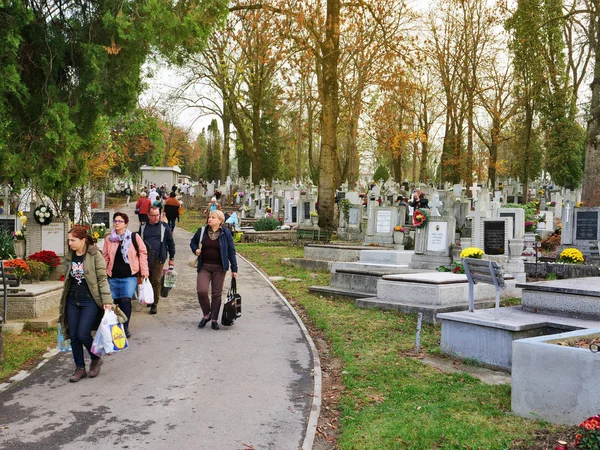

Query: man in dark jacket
[140,206,176,314]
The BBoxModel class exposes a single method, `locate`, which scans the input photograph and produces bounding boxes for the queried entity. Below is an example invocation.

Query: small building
[140,165,182,189]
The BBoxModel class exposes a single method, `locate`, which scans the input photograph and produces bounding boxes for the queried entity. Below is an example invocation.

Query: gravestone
[0,216,16,234]
[364,206,396,246]
[41,222,66,256]
[481,218,512,256]
[560,208,600,256]
[498,207,525,239]
[575,211,598,240]
[410,216,455,270]
[91,211,110,226]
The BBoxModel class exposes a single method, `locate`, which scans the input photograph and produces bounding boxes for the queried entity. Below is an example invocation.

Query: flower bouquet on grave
[394,226,406,233]
[3,258,31,279]
[413,209,429,228]
[92,223,107,239]
[12,230,25,241]
[559,248,584,264]
[33,205,54,226]
[459,247,483,259]
[575,413,600,449]
[525,221,537,233]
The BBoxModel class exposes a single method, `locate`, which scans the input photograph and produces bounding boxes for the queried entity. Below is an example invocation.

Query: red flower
[28,250,61,268]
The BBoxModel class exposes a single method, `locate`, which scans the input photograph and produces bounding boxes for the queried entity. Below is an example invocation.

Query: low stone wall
[0,290,62,320]
[524,262,600,279]
[241,230,295,243]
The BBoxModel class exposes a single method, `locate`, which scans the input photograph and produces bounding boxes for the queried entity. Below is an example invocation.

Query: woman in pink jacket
[103,212,149,338]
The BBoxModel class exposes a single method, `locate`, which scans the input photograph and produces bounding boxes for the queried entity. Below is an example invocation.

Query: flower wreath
[34,204,54,226]
[413,208,429,228]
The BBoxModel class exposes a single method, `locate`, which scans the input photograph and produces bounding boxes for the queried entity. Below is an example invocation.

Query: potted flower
[575,413,600,448]
[310,210,319,225]
[525,221,537,233]
[3,258,31,286]
[459,247,484,259]
[559,248,584,264]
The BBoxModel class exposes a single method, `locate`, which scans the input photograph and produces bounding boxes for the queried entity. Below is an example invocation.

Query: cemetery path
[0,206,318,450]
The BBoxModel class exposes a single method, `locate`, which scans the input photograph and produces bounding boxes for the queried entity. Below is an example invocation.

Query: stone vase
[13,239,26,259]
[393,231,405,245]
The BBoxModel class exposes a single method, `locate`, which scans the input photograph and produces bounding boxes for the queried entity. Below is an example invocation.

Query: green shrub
[254,217,281,231]
[23,260,51,281]
[0,229,15,259]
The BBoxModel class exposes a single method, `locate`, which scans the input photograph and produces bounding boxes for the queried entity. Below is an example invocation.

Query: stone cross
[469,182,481,199]
[565,201,572,223]
[430,194,443,217]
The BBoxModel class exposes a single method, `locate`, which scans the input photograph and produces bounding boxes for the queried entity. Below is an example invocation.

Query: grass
[0,327,57,381]
[235,244,575,449]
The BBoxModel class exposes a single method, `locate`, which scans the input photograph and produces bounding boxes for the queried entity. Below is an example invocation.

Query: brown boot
[69,367,87,383]
[88,359,103,378]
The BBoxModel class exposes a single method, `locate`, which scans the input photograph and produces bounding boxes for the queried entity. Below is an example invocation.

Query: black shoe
[146,303,152,307]
[149,305,157,315]
[198,316,210,328]
[125,329,132,338]
[211,321,219,330]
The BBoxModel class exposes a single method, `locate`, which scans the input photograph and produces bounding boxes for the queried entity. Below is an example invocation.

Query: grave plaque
[376,210,393,233]
[349,207,360,226]
[335,192,346,203]
[484,221,506,255]
[576,211,598,240]
[92,211,110,225]
[42,222,66,256]
[291,206,297,223]
[0,218,16,234]
[427,222,448,252]
[303,202,311,220]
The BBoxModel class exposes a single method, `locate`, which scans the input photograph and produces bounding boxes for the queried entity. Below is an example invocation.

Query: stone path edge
[0,348,60,394]
[238,253,322,450]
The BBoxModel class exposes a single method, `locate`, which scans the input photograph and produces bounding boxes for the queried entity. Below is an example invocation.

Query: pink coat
[103,233,150,278]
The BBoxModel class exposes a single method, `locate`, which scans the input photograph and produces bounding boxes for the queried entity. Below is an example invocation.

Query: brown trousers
[196,263,227,321]
[149,260,165,305]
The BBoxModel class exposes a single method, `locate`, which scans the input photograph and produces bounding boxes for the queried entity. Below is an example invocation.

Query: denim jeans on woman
[66,290,102,368]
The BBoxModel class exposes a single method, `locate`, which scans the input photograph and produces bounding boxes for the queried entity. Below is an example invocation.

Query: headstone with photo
[410,216,455,270]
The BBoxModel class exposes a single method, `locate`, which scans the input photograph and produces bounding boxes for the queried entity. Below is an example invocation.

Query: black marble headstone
[91,211,110,226]
[0,218,15,234]
[484,221,506,255]
[291,206,297,223]
[576,211,599,240]
[303,202,311,220]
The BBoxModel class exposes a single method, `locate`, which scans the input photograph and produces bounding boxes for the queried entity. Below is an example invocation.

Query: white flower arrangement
[33,204,54,226]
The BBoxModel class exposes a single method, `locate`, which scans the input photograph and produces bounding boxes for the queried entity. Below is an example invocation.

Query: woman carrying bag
[58,226,125,382]
[103,212,149,338]
[190,210,238,330]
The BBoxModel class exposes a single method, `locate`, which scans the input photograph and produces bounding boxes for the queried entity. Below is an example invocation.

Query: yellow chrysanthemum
[559,248,584,264]
[460,247,484,259]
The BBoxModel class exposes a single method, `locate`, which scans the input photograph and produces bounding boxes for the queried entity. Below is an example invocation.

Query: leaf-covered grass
[0,328,57,381]
[237,244,573,449]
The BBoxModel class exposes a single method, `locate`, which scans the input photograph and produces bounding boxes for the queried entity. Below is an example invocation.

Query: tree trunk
[583,9,600,207]
[487,117,500,188]
[221,109,230,182]
[317,0,340,230]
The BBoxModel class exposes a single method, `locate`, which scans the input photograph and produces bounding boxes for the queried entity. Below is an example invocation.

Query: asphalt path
[0,205,319,450]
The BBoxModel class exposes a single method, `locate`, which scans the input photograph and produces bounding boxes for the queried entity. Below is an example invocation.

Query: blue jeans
[167,217,176,232]
[66,291,102,368]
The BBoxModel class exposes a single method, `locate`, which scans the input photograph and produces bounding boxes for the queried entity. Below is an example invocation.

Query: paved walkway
[0,205,320,449]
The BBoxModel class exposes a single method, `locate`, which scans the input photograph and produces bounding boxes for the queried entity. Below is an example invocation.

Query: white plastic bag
[91,309,128,356]
[138,278,154,305]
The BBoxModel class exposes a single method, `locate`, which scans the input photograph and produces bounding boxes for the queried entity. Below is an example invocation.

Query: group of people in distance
[58,193,238,383]
[134,184,183,232]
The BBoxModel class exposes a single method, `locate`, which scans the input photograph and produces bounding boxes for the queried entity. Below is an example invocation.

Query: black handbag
[221,278,242,326]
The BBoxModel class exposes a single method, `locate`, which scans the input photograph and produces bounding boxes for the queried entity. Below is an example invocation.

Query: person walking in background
[203,196,221,220]
[103,212,149,338]
[190,210,238,331]
[164,191,181,232]
[135,192,151,224]
[140,206,176,315]
[58,226,117,382]
[124,185,132,207]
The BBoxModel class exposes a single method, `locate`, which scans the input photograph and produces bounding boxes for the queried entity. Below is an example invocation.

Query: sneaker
[88,359,103,378]
[149,305,157,315]
[69,367,87,383]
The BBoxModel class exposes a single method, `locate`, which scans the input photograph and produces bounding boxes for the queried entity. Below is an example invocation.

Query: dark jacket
[409,197,429,209]
[140,222,176,263]
[190,226,238,273]
[59,245,125,336]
